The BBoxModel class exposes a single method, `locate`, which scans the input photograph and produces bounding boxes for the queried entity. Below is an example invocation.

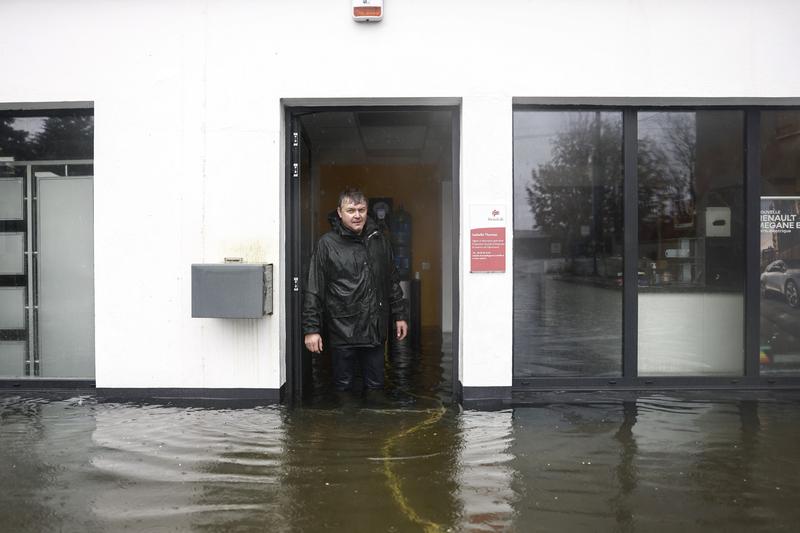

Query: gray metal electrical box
[191,263,273,318]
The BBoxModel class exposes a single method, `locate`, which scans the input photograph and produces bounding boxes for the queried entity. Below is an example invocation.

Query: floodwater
[3,340,800,532]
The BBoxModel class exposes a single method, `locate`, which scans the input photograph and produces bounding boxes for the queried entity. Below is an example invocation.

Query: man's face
[338,199,368,234]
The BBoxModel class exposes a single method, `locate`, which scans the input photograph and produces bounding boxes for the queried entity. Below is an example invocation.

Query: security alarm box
[353,0,383,22]
[192,263,273,318]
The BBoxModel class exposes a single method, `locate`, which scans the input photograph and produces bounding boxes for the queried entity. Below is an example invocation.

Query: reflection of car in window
[761,259,800,308]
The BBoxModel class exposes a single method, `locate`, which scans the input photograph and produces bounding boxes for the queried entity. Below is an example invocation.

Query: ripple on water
[87,402,290,531]
[456,409,516,531]
[4,393,800,532]
[92,404,284,484]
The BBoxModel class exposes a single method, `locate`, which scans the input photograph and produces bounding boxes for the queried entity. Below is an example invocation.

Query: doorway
[285,105,460,404]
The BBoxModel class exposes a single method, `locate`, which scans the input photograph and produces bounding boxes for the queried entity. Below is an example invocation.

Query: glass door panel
[1,110,94,379]
[0,287,25,328]
[0,233,25,275]
[0,166,29,377]
[36,175,95,378]
[0,341,25,377]
[513,110,624,377]
[637,111,745,376]
[760,110,800,375]
[0,177,24,220]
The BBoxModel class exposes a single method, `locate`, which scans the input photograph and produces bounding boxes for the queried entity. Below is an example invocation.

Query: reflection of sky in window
[638,112,696,171]
[513,111,622,231]
[11,117,46,136]
[637,111,694,137]
[513,111,570,230]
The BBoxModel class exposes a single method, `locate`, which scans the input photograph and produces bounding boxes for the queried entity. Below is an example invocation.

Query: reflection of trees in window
[525,113,622,273]
[33,115,93,159]
[524,112,701,274]
[761,110,800,195]
[0,114,93,161]
[0,118,35,161]
[638,113,697,232]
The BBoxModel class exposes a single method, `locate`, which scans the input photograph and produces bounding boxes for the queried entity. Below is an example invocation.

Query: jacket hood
[327,209,339,229]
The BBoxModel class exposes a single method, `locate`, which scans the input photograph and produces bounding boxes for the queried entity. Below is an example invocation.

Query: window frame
[0,104,95,385]
[512,101,800,393]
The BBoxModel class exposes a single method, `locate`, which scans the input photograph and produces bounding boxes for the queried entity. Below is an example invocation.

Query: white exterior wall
[1,0,798,391]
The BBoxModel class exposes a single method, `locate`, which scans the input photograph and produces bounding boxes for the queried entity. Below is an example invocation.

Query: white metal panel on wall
[1,1,798,390]
[0,178,24,220]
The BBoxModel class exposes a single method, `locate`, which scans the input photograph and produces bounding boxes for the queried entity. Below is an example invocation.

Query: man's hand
[304,333,323,353]
[395,320,408,341]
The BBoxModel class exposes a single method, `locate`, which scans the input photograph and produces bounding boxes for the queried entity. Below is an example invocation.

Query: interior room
[295,108,456,399]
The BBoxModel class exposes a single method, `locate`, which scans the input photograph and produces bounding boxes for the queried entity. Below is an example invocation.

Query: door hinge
[293,276,300,292]
[291,130,300,178]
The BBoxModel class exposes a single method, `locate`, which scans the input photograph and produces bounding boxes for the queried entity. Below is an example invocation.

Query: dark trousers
[330,345,385,391]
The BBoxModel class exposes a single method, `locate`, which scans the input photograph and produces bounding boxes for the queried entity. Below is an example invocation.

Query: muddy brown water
[3,340,800,533]
[3,393,800,532]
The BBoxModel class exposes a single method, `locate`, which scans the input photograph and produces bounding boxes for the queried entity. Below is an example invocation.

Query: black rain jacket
[302,214,408,347]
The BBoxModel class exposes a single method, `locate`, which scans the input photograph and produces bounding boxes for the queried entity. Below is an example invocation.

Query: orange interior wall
[319,165,442,329]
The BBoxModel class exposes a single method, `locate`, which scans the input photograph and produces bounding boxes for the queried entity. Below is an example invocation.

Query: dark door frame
[283,102,462,404]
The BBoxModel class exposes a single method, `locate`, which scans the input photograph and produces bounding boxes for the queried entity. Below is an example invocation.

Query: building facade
[1,1,799,406]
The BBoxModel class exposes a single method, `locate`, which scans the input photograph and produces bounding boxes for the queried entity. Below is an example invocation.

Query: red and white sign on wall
[470,204,506,273]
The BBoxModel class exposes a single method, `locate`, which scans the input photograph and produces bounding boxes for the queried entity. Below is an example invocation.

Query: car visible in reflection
[761,259,800,308]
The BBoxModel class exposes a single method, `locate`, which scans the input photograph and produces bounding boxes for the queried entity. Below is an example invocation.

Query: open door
[287,116,314,403]
[286,104,460,405]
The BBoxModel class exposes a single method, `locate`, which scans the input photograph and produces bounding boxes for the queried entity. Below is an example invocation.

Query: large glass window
[513,111,624,377]
[0,110,94,378]
[637,111,745,376]
[760,110,800,375]
[514,106,800,386]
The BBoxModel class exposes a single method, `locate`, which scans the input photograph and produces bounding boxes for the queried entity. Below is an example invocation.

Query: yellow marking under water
[381,394,447,533]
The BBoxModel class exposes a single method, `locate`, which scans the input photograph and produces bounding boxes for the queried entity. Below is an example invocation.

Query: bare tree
[526,112,698,273]
[525,114,623,272]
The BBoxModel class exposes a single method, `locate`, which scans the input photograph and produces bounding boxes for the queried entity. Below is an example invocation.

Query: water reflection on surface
[91,405,287,531]
[3,394,800,532]
[513,264,623,377]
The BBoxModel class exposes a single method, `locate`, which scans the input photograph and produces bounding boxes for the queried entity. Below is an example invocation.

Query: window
[0,109,94,378]
[637,111,745,376]
[514,105,793,386]
[760,110,800,375]
[513,110,623,377]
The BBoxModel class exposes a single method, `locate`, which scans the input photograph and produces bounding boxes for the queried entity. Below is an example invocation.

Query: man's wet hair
[338,187,368,208]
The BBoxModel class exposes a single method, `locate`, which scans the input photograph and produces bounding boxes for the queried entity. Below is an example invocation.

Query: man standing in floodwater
[303,187,408,395]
